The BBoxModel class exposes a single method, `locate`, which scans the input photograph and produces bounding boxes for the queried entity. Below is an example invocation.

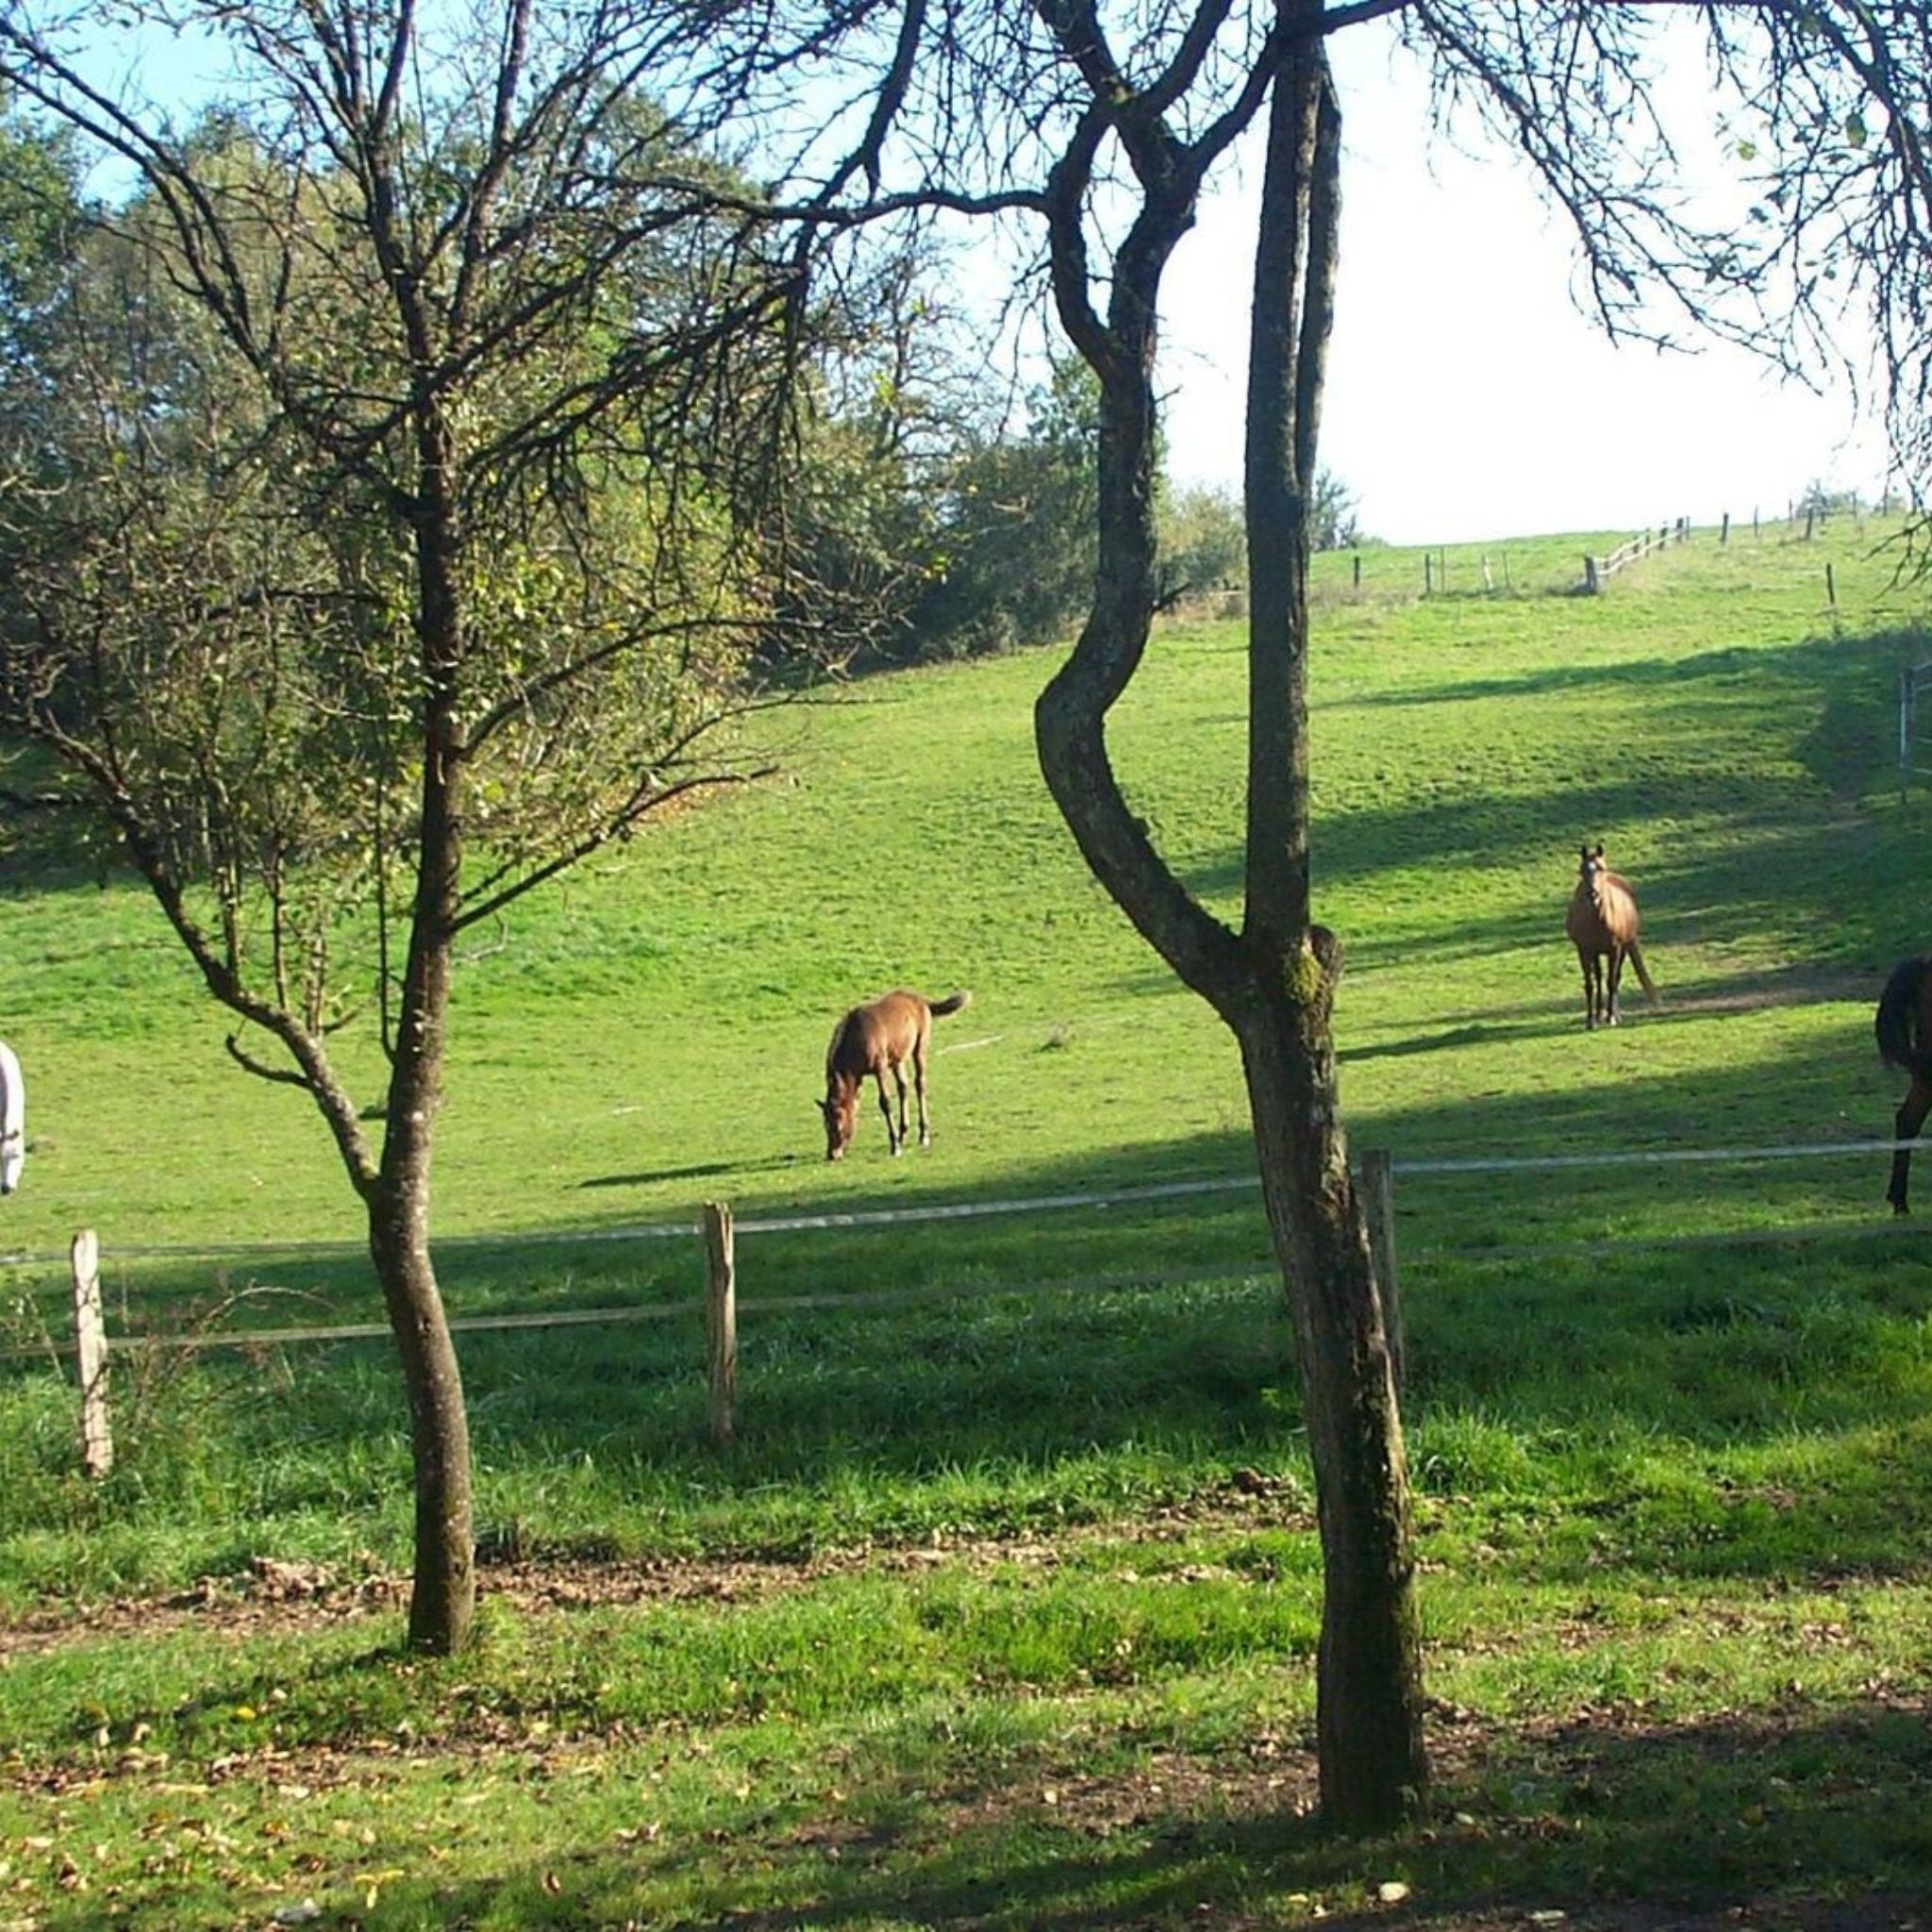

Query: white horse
[0,1041,24,1193]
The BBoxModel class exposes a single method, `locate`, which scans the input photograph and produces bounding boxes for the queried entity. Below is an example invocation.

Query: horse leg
[1579,950,1600,1028]
[874,1070,901,1154]
[1607,945,1625,1025]
[1889,1075,1932,1213]
[890,1061,911,1153]
[910,1041,933,1147]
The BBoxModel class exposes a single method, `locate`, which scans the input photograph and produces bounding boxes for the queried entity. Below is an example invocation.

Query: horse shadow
[579,1155,804,1191]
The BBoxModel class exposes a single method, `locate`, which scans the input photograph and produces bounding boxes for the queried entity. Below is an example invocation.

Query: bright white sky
[65,8,1891,550]
[1160,22,1890,546]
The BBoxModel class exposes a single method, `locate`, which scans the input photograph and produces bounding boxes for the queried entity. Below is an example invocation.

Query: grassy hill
[2,513,1924,1262]
[6,515,1932,1927]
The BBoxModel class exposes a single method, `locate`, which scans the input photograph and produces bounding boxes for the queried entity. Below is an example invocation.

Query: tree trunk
[1233,959,1426,1826]
[370,1177,475,1655]
[1030,0,1426,1830]
[1239,20,1428,1827]
[372,445,476,1655]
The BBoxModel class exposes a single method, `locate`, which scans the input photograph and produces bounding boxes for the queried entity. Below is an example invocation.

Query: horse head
[818,1081,859,1161]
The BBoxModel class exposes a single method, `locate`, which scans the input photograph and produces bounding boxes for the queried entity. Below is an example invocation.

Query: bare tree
[0,0,866,1654]
[1023,0,1426,1829]
[774,0,1932,1828]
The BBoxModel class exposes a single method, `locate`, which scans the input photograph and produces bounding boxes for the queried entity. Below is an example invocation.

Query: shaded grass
[4,522,1932,1924]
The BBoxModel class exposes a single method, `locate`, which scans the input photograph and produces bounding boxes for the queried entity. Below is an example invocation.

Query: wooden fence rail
[28,1133,1932,1473]
[1582,517,1690,593]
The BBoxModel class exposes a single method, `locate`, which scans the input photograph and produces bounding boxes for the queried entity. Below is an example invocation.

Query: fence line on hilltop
[1581,517,1691,593]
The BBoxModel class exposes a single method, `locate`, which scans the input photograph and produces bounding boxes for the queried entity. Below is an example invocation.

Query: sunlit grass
[5,518,1932,1924]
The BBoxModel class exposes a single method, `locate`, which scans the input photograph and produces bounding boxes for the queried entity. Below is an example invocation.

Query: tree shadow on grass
[128,1700,1932,1932]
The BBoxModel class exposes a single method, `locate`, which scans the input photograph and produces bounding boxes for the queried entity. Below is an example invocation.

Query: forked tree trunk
[1033,0,1426,1830]
[1239,21,1426,1826]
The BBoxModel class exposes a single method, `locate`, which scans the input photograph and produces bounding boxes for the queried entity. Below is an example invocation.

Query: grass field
[5,512,1932,1927]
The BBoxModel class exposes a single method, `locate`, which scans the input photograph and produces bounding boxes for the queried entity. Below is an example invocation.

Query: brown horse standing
[1564,843,1657,1028]
[819,989,972,1160]
[1875,956,1932,1213]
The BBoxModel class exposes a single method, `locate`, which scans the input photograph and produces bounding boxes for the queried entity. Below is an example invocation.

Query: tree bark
[369,429,475,1656]
[1238,18,1426,1827]
[1234,958,1425,1825]
[1032,1,1426,1830]
[369,1173,475,1655]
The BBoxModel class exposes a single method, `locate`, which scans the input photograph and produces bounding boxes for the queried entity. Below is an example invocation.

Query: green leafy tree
[913,360,1100,656]
[0,3,859,1654]
[1159,483,1246,601]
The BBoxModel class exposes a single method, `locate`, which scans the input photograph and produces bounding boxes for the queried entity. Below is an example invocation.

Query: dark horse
[1564,842,1657,1028]
[819,989,972,1160]
[1875,956,1932,1212]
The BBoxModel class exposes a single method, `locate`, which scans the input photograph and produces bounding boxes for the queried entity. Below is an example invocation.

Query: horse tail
[927,990,973,1018]
[1626,941,1659,1004]
[1876,957,1932,1075]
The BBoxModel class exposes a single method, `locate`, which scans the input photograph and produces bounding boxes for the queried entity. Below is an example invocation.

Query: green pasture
[7,513,1932,1926]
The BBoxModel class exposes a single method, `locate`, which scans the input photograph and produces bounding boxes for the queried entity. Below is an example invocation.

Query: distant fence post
[702,1202,737,1447]
[71,1228,112,1479]
[1720,511,1730,545]
[1582,555,1599,595]
[1359,1150,1405,1394]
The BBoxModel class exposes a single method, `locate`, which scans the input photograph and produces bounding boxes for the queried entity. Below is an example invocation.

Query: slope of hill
[0,513,1922,1267]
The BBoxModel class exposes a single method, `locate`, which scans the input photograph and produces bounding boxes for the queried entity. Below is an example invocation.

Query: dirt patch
[0,1472,1313,1659]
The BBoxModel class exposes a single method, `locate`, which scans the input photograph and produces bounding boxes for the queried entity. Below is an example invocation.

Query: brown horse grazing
[1564,842,1657,1028]
[819,989,973,1160]
[1875,956,1932,1213]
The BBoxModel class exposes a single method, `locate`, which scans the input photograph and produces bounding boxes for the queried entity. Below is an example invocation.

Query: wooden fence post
[72,1228,112,1479]
[1825,562,1837,608]
[1424,552,1433,596]
[1359,1151,1404,1395]
[1582,555,1599,595]
[702,1202,737,1448]
[1720,511,1729,545]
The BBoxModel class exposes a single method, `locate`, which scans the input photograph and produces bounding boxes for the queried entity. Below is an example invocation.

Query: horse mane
[1877,957,1932,1075]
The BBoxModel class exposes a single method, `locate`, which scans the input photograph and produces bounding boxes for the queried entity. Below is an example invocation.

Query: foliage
[1159,482,1246,600]
[907,359,1101,659]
